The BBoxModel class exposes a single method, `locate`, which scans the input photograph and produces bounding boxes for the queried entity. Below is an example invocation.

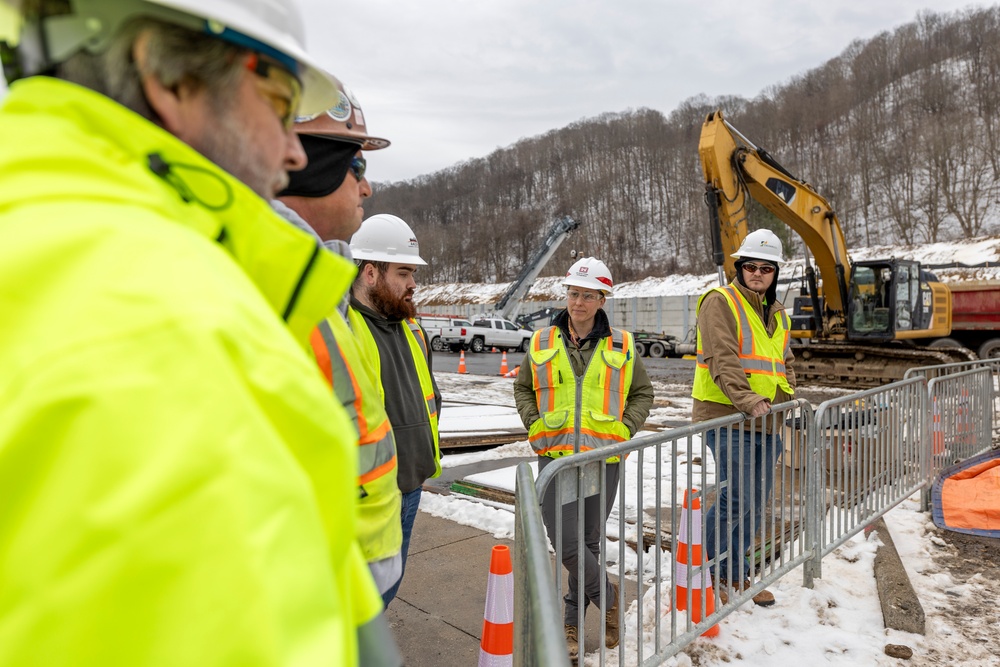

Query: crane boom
[495,215,581,321]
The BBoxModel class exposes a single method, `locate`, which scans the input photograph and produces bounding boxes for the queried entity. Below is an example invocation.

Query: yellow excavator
[698,110,976,387]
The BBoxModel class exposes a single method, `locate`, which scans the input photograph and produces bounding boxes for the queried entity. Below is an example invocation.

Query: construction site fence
[511,361,996,666]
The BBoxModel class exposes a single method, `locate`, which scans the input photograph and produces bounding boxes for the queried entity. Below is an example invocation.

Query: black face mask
[278,135,359,198]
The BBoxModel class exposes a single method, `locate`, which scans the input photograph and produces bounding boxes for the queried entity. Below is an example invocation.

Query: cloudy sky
[301,0,986,183]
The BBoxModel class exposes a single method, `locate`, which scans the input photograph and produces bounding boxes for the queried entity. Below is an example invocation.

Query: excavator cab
[847,259,941,341]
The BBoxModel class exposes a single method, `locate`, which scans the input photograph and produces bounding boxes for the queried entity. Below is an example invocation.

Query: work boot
[719,579,775,607]
[605,581,620,648]
[564,625,579,661]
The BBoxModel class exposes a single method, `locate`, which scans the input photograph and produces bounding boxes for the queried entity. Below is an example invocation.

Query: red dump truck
[945,281,1000,359]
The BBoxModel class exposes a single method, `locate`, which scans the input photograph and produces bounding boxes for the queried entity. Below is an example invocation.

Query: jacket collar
[554,308,611,348]
[2,77,350,344]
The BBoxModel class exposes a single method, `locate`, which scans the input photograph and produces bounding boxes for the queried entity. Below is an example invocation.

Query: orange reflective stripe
[310,326,334,386]
[359,454,397,486]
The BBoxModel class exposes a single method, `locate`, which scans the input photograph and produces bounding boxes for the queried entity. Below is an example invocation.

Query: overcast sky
[301,0,986,183]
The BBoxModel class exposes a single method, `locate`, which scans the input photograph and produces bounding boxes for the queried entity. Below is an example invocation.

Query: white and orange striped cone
[674,488,719,637]
[498,351,509,376]
[458,350,468,374]
[503,365,520,378]
[479,545,514,666]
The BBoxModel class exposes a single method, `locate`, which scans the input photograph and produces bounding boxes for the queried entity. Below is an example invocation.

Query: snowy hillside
[416,236,1000,307]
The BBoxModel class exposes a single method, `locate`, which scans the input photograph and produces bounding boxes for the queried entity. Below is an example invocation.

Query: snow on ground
[423,372,999,667]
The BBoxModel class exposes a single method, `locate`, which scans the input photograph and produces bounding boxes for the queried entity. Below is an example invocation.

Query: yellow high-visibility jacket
[0,77,384,666]
[693,283,794,406]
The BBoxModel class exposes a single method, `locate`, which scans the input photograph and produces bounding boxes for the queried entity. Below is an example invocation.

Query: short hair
[53,15,248,122]
[356,260,390,277]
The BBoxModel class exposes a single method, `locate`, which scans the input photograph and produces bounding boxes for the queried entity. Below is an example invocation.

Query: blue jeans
[382,487,422,608]
[704,427,781,582]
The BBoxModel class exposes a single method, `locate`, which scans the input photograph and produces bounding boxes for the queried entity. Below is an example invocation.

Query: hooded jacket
[0,77,381,667]
[349,298,442,493]
[692,279,797,427]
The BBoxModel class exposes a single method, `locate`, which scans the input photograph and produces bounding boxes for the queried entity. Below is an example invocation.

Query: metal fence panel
[513,463,572,667]
[530,400,814,664]
[512,364,997,665]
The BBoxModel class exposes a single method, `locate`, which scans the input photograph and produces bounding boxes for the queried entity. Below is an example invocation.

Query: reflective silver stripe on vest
[406,318,428,358]
[318,319,359,425]
[722,285,753,356]
[358,426,396,478]
[534,327,557,413]
[357,612,403,667]
[606,329,626,419]
[405,318,437,420]
[534,430,623,455]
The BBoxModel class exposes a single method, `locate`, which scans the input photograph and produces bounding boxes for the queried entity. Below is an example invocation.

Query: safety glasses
[349,154,367,182]
[246,52,302,131]
[567,289,602,303]
[742,262,776,275]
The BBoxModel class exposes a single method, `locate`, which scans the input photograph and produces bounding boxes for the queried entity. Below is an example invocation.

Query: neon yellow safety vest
[692,283,794,405]
[527,326,635,462]
[311,315,402,565]
[0,77,387,666]
[347,309,441,478]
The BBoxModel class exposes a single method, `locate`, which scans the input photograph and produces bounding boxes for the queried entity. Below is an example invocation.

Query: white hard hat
[732,229,784,263]
[1,0,337,116]
[562,257,614,296]
[351,214,427,266]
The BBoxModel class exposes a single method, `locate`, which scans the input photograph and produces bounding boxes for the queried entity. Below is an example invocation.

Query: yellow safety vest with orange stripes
[310,313,402,565]
[692,283,794,405]
[527,326,635,462]
[347,308,442,479]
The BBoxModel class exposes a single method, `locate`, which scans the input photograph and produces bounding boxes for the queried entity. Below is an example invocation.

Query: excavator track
[792,343,978,389]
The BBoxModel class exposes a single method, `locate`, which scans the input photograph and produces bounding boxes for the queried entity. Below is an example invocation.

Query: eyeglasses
[349,155,367,182]
[742,262,776,275]
[567,289,602,303]
[246,52,302,131]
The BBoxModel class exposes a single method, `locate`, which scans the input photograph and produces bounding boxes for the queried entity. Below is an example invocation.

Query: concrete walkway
[384,511,507,666]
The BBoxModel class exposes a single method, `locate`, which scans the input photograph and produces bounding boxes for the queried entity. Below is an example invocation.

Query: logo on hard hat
[408,237,418,247]
[327,90,352,122]
[578,267,589,275]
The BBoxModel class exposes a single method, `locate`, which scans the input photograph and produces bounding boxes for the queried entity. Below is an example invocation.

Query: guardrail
[512,361,996,665]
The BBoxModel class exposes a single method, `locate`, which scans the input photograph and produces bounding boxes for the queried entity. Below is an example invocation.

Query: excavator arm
[697,110,971,386]
[699,110,853,333]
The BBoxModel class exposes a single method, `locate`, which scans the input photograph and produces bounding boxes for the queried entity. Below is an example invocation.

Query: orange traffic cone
[479,545,514,666]
[458,350,468,374]
[503,365,520,378]
[498,351,509,376]
[674,488,719,637]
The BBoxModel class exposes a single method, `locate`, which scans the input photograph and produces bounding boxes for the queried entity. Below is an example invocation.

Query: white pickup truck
[419,316,474,353]
[464,317,534,353]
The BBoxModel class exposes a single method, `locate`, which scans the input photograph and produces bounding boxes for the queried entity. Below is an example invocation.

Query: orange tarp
[940,458,1000,531]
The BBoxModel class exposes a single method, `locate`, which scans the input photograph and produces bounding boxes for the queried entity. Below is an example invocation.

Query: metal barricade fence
[513,463,572,667]
[521,400,812,665]
[905,359,1000,442]
[927,368,995,478]
[806,378,928,580]
[511,366,996,665]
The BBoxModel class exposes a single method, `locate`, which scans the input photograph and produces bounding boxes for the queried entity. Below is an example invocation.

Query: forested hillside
[366,7,1000,284]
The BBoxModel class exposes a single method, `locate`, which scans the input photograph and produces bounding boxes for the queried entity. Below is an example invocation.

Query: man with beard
[0,1,392,665]
[273,85,405,609]
[348,214,441,605]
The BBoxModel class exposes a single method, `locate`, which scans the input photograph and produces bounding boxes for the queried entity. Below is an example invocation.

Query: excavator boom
[697,110,972,386]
